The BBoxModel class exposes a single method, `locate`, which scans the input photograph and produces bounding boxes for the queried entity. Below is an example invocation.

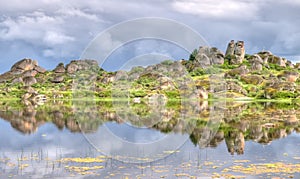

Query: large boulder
[211,47,225,65]
[195,53,210,68]
[251,62,263,71]
[241,75,264,85]
[225,40,245,65]
[34,66,46,73]
[227,81,247,95]
[278,71,299,82]
[11,59,37,72]
[53,63,66,73]
[226,65,249,77]
[23,76,37,86]
[268,55,286,67]
[66,63,78,74]
[195,46,224,68]
[66,60,99,74]
[225,40,235,56]
[286,60,294,68]
[11,77,23,84]
[51,75,64,83]
[22,70,38,77]
[248,54,264,71]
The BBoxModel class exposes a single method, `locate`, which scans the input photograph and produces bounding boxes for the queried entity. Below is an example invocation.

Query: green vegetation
[189,49,198,61]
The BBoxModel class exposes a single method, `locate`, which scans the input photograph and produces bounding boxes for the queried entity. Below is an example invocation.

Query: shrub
[273,91,295,99]
[130,90,147,97]
[189,49,198,61]
[164,90,180,99]
[161,60,173,66]
[190,67,205,76]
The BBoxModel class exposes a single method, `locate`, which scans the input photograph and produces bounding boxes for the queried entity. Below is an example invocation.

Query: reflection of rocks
[0,107,43,134]
[22,92,47,106]
[0,101,300,156]
[225,131,245,155]
[147,94,167,106]
[51,111,65,130]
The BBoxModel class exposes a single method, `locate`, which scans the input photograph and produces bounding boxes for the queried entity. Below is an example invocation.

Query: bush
[190,67,205,76]
[130,90,147,97]
[161,60,173,66]
[273,91,295,99]
[164,90,180,99]
[219,60,238,69]
[204,67,222,74]
[189,49,198,61]
[269,63,285,71]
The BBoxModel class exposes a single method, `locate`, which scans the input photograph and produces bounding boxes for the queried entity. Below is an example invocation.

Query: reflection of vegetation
[0,100,300,155]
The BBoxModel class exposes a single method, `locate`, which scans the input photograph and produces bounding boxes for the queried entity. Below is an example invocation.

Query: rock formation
[0,40,300,101]
[195,46,224,68]
[225,40,245,65]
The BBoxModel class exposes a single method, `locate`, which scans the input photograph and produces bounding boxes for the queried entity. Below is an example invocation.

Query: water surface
[0,100,300,178]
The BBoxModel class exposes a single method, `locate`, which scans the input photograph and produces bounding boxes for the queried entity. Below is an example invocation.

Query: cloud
[0,0,300,72]
[0,6,106,62]
[171,0,260,20]
[56,7,100,22]
[0,11,62,42]
[43,31,74,45]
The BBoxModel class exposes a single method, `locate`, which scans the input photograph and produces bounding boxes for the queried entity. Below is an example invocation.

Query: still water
[0,100,300,178]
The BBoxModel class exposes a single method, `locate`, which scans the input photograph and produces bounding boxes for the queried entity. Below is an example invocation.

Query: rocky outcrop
[0,59,44,84]
[257,51,287,67]
[1,40,300,101]
[226,65,249,77]
[195,46,224,68]
[278,71,299,82]
[241,75,264,85]
[51,75,64,83]
[66,60,99,74]
[225,40,235,56]
[11,58,37,72]
[249,54,264,71]
[23,76,37,86]
[53,63,66,73]
[225,40,245,65]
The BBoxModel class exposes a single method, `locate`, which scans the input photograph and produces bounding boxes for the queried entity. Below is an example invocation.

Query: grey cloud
[0,0,300,73]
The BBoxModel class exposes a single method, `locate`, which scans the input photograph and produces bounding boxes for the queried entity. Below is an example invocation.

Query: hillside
[0,40,300,105]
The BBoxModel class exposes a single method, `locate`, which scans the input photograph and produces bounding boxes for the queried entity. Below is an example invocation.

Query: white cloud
[0,0,300,72]
[43,49,56,57]
[0,11,63,42]
[171,0,260,20]
[56,7,100,22]
[43,31,74,45]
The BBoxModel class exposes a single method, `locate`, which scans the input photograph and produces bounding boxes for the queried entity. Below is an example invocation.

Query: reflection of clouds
[86,124,189,163]
[1,119,300,178]
[105,122,166,143]
[0,120,88,154]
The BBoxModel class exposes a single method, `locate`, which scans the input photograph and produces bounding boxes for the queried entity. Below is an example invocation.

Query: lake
[0,99,300,178]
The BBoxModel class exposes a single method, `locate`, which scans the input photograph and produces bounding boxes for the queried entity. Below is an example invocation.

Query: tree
[189,49,198,61]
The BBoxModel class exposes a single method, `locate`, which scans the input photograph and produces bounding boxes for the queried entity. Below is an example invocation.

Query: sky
[0,0,300,72]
